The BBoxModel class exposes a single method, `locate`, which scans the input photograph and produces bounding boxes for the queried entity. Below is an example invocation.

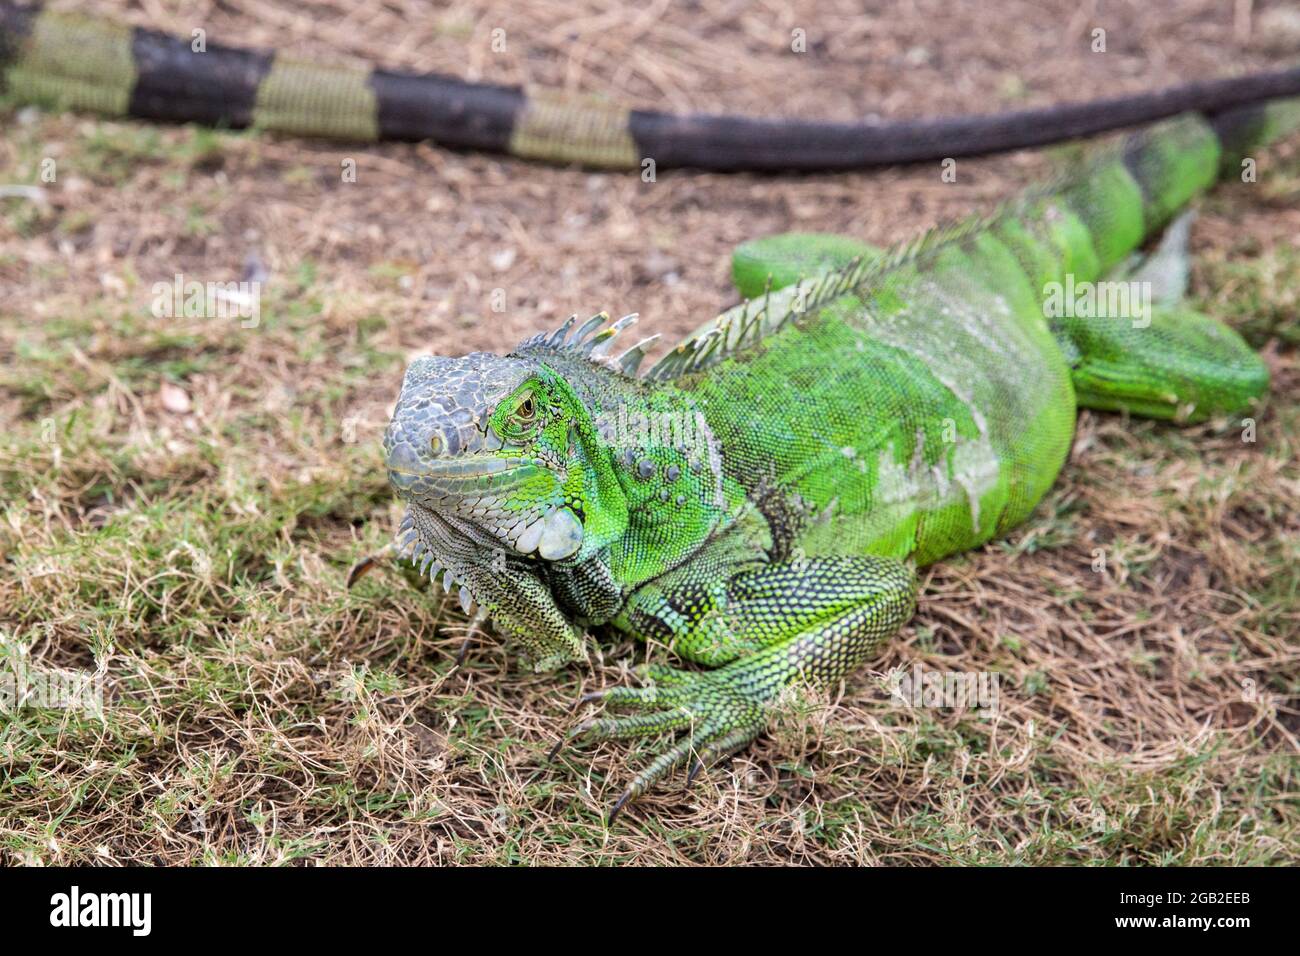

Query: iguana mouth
[387,459,524,477]
[386,458,539,497]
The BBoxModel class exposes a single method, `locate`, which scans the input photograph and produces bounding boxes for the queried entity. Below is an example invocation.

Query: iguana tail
[1003,98,1300,419]
[3,0,1300,172]
[1057,98,1300,269]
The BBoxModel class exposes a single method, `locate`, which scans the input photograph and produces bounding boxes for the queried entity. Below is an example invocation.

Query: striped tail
[3,0,1300,172]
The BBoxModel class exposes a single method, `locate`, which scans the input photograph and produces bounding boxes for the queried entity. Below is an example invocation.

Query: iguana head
[385,351,606,562]
[382,315,649,667]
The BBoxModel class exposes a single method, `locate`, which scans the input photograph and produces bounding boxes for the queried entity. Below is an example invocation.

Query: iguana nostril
[386,441,422,473]
[429,433,444,456]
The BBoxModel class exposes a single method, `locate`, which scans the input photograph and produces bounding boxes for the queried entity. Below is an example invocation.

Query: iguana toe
[559,666,768,821]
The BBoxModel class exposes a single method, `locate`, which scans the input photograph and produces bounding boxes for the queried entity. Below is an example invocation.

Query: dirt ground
[0,0,1297,864]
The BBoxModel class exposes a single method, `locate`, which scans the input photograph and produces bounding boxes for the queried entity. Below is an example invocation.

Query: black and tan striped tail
[3,1,1300,172]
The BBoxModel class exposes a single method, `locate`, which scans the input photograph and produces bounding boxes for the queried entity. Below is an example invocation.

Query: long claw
[546,714,607,761]
[346,541,404,588]
[455,636,474,666]
[345,554,382,588]
[609,734,704,820]
[686,758,706,787]
[685,726,760,788]
[569,689,612,713]
[608,790,635,825]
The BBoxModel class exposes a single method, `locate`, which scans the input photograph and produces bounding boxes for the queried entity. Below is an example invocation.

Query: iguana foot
[559,555,918,821]
[555,663,767,822]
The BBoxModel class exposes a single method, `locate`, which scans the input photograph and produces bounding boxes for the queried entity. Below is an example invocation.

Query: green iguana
[1,1,1299,170]
[4,2,1298,820]
[381,103,1297,818]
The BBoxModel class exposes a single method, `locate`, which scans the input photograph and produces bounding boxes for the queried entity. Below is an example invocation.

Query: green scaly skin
[383,103,1295,819]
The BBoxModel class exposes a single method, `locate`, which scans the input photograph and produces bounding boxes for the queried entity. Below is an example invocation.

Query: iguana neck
[601,388,734,589]
[516,350,733,602]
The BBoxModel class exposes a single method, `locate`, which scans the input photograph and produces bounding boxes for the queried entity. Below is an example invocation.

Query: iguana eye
[514,394,537,423]
[494,389,543,441]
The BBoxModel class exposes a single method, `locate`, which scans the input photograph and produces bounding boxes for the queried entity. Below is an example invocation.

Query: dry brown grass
[0,0,1297,865]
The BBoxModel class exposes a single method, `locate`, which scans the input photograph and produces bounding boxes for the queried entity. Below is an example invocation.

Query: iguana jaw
[396,501,587,669]
[386,452,585,563]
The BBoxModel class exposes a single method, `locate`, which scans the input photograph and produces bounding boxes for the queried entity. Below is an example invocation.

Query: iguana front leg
[559,554,916,820]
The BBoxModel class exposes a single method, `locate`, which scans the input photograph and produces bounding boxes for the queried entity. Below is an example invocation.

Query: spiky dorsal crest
[644,117,1214,381]
[510,115,1205,384]
[643,210,1007,381]
[508,182,1044,384]
[515,311,660,377]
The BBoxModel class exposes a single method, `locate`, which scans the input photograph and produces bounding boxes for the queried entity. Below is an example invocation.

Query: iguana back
[672,112,1274,566]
